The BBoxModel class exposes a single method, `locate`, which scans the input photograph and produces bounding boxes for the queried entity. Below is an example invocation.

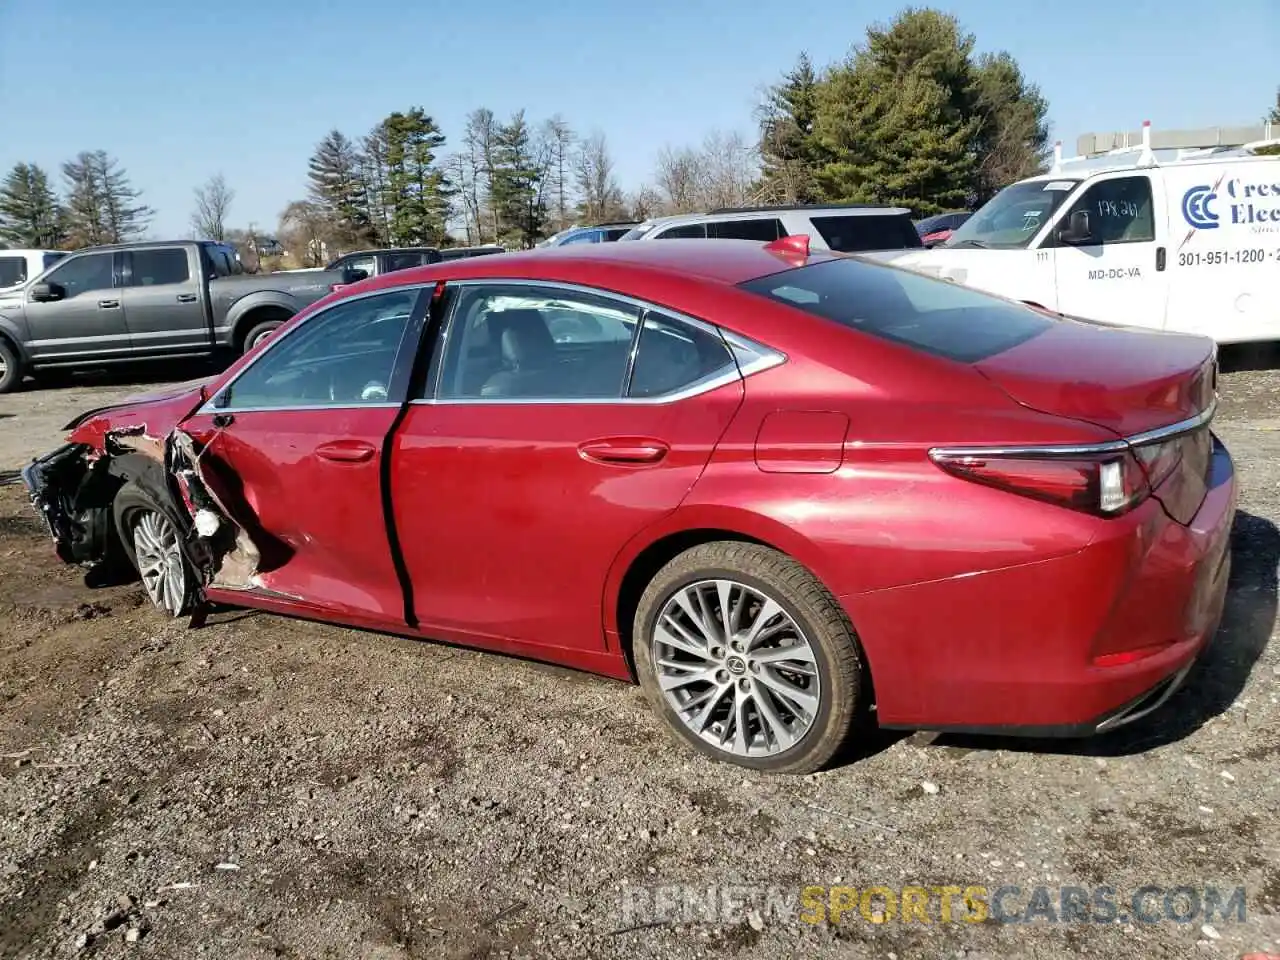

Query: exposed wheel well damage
[614,528,767,679]
[21,425,263,601]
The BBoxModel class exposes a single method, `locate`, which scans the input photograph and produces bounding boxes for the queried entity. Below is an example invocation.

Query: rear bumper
[852,435,1237,735]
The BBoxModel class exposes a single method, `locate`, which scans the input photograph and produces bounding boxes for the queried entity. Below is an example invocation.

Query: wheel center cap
[726,656,747,675]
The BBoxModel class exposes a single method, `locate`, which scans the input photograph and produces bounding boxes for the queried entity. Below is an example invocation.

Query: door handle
[176,293,198,303]
[315,440,376,463]
[98,299,120,309]
[578,438,669,465]
[1155,246,1167,272]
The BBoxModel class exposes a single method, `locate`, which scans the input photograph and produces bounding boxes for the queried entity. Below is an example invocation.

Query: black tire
[112,480,198,617]
[241,320,282,354]
[0,337,23,394]
[633,541,865,775]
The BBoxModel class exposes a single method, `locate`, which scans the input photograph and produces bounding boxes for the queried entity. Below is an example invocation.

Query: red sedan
[21,237,1235,774]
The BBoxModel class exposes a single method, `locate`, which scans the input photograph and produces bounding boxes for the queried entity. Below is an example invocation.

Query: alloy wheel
[651,578,821,758]
[131,510,187,615]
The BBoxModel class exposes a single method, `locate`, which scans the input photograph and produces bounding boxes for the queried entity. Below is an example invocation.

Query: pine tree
[382,108,452,246]
[0,163,64,248]
[758,53,826,203]
[307,130,375,252]
[972,52,1050,204]
[490,111,546,248]
[61,151,152,247]
[814,9,983,215]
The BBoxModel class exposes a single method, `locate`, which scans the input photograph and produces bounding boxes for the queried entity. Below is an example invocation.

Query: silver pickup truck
[0,240,356,393]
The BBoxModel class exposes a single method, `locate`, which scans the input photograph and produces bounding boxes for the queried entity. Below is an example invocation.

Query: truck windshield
[945,179,1080,249]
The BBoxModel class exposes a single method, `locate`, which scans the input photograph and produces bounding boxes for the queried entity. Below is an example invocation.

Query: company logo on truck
[1182,178,1280,232]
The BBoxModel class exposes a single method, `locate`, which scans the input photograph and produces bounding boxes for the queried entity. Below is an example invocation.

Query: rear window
[810,214,922,252]
[0,256,26,287]
[738,258,1051,363]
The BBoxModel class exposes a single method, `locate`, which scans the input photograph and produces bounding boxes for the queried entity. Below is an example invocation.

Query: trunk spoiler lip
[927,397,1218,461]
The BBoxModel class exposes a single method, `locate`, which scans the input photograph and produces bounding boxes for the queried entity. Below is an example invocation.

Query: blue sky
[2,0,1275,238]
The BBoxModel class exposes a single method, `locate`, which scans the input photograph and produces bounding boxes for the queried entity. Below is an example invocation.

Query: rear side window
[129,248,190,286]
[810,214,922,252]
[0,256,26,287]
[739,258,1051,363]
[709,218,785,241]
[384,252,427,272]
[629,310,736,398]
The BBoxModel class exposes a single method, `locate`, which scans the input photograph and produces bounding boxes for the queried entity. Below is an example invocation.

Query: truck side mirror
[1057,210,1094,245]
[29,282,64,302]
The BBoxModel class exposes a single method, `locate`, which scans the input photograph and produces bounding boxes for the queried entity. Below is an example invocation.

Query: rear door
[120,246,210,355]
[22,250,128,362]
[1046,172,1171,330]
[184,285,428,623]
[390,280,747,653]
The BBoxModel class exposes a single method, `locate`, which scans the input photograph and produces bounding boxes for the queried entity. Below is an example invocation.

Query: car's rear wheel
[633,542,865,774]
[113,482,196,617]
[242,320,282,354]
[0,338,23,394]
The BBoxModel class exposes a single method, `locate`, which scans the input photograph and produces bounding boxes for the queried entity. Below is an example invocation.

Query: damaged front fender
[21,443,121,565]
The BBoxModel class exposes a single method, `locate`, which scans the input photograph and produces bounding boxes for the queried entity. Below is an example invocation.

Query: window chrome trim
[928,398,1217,461]
[416,277,787,406]
[198,283,435,415]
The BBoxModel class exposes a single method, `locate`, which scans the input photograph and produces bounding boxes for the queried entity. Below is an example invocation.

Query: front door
[391,281,746,655]
[1047,172,1171,330]
[120,246,211,355]
[23,251,129,363]
[184,285,427,624]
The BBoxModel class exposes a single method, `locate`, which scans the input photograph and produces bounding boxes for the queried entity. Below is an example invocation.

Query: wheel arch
[606,506,854,679]
[227,295,299,351]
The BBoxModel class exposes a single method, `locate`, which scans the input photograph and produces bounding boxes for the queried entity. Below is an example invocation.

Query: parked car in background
[540,223,638,247]
[620,204,923,253]
[914,210,971,246]
[0,240,358,392]
[0,249,67,294]
[22,237,1233,774]
[326,247,444,282]
[439,245,507,261]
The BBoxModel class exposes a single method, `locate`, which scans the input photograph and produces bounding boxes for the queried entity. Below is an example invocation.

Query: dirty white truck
[871,125,1279,343]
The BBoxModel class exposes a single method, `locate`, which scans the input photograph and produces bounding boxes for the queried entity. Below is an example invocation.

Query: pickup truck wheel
[0,338,23,393]
[242,320,282,354]
[113,482,197,617]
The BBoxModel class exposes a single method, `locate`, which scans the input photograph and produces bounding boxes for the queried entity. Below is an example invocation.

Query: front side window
[0,257,26,288]
[42,252,115,299]
[709,218,784,241]
[129,249,190,286]
[947,179,1080,249]
[561,229,602,245]
[215,289,419,409]
[629,310,736,398]
[339,254,377,281]
[739,257,1051,363]
[655,223,707,239]
[434,285,640,400]
[1050,176,1155,246]
[43,252,67,271]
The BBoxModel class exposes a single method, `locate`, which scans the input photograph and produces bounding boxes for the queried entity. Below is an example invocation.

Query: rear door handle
[315,439,376,463]
[176,293,198,303]
[98,299,120,309]
[578,438,669,465]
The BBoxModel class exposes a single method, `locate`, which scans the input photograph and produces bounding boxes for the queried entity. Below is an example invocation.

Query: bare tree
[278,199,328,267]
[699,130,757,209]
[574,131,625,224]
[445,153,480,243]
[627,185,662,221]
[654,145,706,214]
[463,108,499,240]
[191,173,235,241]
[542,116,576,231]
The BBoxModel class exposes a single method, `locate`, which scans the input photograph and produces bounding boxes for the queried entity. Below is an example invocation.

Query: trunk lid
[974,319,1217,525]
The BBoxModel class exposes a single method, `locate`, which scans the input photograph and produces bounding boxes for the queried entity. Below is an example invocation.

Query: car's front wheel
[633,542,865,774]
[113,482,197,617]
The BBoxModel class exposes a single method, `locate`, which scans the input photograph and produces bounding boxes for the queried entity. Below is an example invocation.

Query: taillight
[1132,438,1183,491]
[930,450,1150,517]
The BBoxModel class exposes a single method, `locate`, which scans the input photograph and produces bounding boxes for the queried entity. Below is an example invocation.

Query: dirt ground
[0,359,1277,960]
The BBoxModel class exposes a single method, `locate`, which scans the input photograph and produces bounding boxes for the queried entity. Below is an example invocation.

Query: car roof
[635,205,912,229]
[352,239,839,293]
